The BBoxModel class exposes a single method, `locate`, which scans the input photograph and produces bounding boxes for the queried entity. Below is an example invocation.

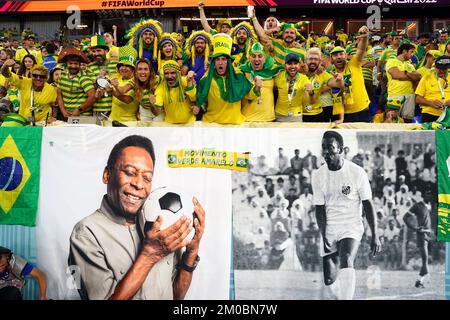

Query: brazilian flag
[437,131,450,241]
[0,127,42,226]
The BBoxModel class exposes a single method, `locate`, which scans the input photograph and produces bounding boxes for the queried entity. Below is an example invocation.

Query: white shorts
[319,222,364,257]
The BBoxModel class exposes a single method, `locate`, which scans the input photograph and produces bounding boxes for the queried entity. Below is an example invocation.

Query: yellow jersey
[304,71,333,116]
[415,70,450,117]
[330,56,370,114]
[241,76,275,122]
[386,58,416,96]
[110,77,138,122]
[202,75,258,124]
[15,47,43,65]
[274,70,311,116]
[154,76,196,124]
[7,72,56,122]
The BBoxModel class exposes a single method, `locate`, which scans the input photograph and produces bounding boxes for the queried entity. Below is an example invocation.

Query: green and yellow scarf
[197,58,254,108]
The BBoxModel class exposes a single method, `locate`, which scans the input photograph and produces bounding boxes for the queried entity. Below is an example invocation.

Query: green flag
[436,131,450,241]
[0,127,42,226]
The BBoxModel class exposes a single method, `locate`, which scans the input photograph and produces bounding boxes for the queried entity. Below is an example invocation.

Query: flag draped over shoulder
[437,131,450,241]
[0,127,42,226]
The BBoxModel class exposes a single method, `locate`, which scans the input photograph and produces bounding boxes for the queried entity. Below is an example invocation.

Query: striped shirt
[86,60,117,112]
[362,54,374,82]
[57,69,94,115]
[380,47,398,75]
[271,38,306,64]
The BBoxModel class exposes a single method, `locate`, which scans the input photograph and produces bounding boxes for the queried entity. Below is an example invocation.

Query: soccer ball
[139,186,196,242]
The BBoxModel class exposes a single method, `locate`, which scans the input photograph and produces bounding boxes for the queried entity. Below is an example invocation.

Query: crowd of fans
[1,4,450,126]
[233,144,444,271]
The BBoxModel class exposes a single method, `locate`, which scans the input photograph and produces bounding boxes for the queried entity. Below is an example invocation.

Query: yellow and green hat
[330,46,346,55]
[1,113,27,127]
[161,59,181,73]
[89,35,109,51]
[210,33,234,60]
[250,42,265,55]
[279,21,309,38]
[117,46,138,69]
[387,96,406,110]
[217,18,232,32]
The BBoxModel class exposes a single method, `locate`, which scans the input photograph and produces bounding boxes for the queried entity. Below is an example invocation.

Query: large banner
[36,126,233,300]
[232,129,444,300]
[1,126,447,300]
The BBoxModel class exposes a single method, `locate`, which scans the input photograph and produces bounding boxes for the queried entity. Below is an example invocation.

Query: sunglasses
[32,74,46,80]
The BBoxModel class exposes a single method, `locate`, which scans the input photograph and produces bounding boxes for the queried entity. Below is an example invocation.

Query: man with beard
[249,7,307,65]
[56,48,96,118]
[273,53,313,122]
[69,135,206,300]
[385,42,421,122]
[231,22,257,67]
[303,47,344,122]
[152,60,198,124]
[186,31,212,84]
[328,26,372,122]
[312,131,380,300]
[126,19,163,73]
[198,2,232,35]
[86,35,117,118]
[197,33,262,124]
[416,33,431,62]
[438,29,448,54]
[238,42,284,122]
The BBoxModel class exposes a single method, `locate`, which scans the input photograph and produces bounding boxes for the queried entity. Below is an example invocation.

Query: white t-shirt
[312,159,372,226]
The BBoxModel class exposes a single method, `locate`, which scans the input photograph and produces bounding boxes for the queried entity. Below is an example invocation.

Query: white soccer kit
[312,159,372,256]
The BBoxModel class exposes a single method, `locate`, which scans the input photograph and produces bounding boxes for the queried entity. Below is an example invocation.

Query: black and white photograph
[232,129,445,300]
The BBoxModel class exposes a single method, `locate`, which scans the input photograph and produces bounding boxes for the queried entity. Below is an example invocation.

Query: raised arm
[248,7,273,52]
[356,26,369,63]
[29,267,48,300]
[198,2,212,34]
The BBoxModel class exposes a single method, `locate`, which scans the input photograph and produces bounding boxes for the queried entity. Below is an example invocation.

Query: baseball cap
[435,55,450,69]
[330,46,345,55]
[26,34,36,40]
[285,53,300,64]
